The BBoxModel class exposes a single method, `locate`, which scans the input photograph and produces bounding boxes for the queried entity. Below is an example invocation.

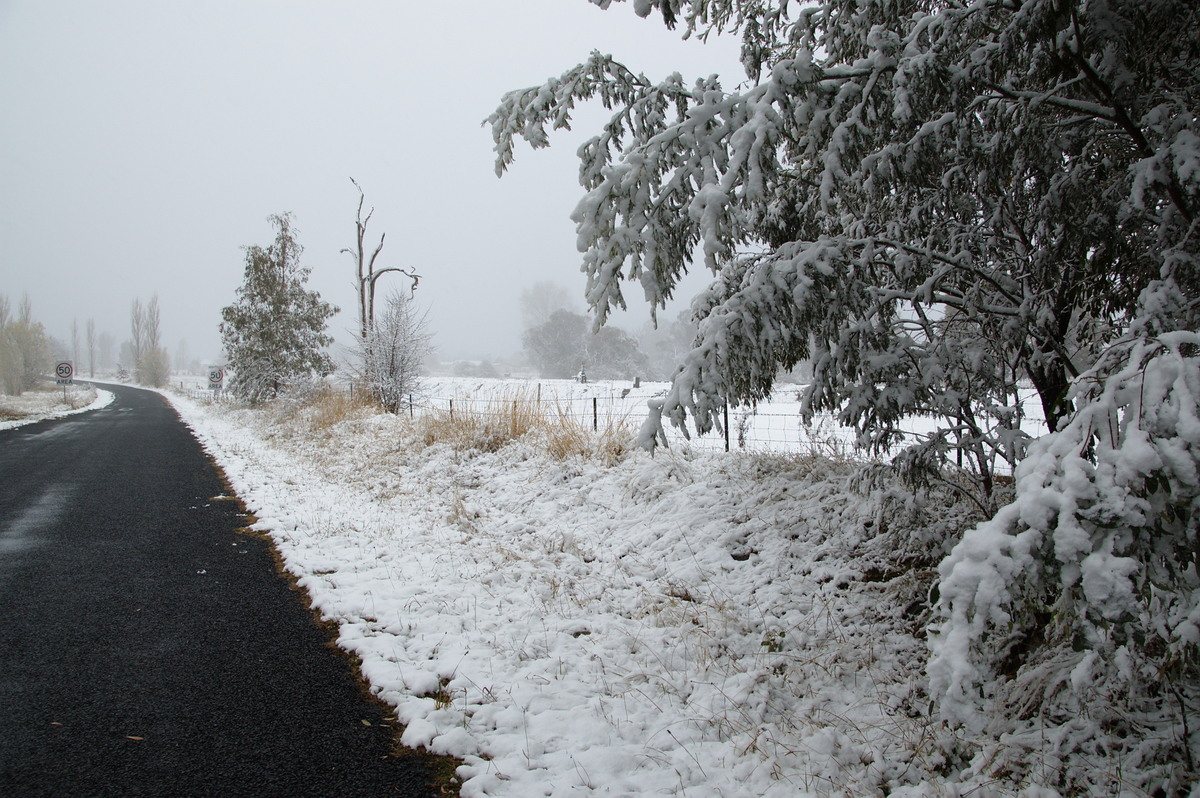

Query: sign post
[55,361,74,401]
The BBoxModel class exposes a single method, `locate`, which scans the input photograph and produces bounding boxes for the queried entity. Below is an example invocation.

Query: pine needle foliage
[220,214,338,405]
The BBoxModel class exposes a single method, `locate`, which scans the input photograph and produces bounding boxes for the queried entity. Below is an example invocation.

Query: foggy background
[0,0,742,372]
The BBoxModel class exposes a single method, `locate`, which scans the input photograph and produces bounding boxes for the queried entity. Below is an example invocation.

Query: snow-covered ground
[0,383,113,430]
[164,379,1016,797]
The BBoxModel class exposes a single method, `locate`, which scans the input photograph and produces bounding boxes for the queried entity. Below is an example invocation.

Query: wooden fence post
[724,402,730,452]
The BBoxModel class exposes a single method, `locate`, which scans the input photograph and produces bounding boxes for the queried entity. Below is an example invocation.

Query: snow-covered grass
[165,380,1017,797]
[0,382,112,430]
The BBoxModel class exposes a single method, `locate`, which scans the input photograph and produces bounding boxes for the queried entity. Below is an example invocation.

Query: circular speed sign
[208,367,225,385]
[55,362,74,380]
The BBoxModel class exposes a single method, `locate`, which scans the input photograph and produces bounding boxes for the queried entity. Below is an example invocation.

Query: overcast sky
[0,1,742,368]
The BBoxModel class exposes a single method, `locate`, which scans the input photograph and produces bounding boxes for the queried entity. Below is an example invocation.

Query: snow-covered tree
[130,298,146,376]
[342,180,425,410]
[489,0,1197,500]
[929,324,1200,789]
[356,290,431,413]
[220,213,338,404]
[491,0,1199,789]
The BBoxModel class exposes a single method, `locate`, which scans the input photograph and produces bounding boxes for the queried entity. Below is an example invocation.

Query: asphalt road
[0,384,450,797]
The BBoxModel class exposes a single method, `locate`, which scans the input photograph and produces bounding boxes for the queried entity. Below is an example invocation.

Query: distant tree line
[519,280,697,382]
[0,294,51,395]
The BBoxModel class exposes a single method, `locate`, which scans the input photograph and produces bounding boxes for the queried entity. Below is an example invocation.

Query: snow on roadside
[168,390,984,797]
[0,385,113,430]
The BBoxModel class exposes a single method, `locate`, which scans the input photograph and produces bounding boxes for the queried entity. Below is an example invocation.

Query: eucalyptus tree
[490,0,1196,494]
[489,0,1199,790]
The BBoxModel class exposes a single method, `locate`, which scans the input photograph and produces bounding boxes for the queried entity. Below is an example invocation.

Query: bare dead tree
[342,177,419,342]
[86,318,96,377]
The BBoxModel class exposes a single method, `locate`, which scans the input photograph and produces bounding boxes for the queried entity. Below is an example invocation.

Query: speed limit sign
[208,367,225,389]
[55,361,74,385]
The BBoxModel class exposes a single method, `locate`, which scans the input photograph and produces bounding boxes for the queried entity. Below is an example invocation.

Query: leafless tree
[342,178,419,342]
[131,295,169,386]
[130,298,146,373]
[356,290,431,413]
[86,318,96,377]
[71,319,80,372]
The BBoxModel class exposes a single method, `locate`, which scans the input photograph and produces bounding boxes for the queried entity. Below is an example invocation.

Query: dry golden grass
[280,386,378,432]
[414,391,636,462]
[266,385,637,464]
[415,389,541,452]
[541,408,635,466]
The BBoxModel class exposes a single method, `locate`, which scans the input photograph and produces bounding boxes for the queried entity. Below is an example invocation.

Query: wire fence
[181,375,1041,468]
[181,377,838,453]
[350,379,858,456]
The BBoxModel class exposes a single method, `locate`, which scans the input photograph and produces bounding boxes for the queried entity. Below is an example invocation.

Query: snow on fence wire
[400,379,852,455]
[176,373,1030,464]
[401,378,1037,470]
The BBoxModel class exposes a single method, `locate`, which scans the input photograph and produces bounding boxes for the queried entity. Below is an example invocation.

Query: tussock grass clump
[261,384,639,463]
[415,390,636,462]
[541,410,635,466]
[415,390,543,453]
[275,386,378,432]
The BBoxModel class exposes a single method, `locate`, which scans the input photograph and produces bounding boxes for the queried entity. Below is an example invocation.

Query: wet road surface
[0,384,449,797]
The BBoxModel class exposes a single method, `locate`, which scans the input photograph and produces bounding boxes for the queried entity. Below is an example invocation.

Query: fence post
[409,394,414,419]
[724,402,730,452]
[593,397,598,431]
[449,399,454,419]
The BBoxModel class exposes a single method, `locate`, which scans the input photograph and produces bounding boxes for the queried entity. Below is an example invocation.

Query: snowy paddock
[0,382,112,430]
[162,377,1079,797]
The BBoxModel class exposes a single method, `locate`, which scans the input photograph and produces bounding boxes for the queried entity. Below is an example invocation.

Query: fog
[0,1,741,371]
